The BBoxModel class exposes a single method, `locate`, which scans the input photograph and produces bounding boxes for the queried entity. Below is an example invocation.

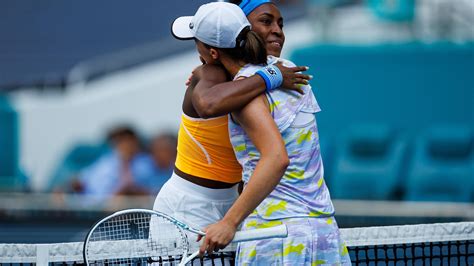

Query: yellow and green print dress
[229,56,351,265]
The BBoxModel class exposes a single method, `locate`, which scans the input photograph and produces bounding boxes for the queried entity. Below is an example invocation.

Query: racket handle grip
[232,224,288,242]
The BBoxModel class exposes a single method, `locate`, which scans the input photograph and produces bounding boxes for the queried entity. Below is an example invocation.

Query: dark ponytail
[242,30,268,65]
[219,26,267,65]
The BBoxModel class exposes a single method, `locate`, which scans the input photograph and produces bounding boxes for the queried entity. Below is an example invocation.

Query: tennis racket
[83,208,287,265]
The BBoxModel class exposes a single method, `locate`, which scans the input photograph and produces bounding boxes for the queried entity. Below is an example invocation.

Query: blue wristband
[255,64,283,91]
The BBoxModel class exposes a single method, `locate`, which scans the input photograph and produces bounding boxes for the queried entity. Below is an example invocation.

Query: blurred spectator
[75,125,158,200]
[147,132,178,194]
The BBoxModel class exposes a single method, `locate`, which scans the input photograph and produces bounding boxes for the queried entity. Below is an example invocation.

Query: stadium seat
[47,142,108,192]
[404,125,473,202]
[330,124,407,200]
[0,95,24,191]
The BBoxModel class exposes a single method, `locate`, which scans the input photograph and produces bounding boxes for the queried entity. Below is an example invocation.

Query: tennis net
[0,222,472,265]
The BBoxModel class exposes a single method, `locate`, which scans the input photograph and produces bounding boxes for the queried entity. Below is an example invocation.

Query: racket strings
[85,212,189,265]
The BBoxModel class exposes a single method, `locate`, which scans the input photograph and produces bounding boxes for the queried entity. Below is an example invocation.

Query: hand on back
[275,61,312,94]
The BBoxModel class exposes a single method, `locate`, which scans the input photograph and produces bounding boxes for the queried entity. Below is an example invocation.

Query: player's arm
[192,62,311,118]
[199,94,289,254]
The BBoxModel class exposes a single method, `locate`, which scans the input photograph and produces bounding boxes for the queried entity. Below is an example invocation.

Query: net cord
[341,222,474,247]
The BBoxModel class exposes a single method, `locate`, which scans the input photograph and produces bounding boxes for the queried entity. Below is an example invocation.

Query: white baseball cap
[171,2,251,48]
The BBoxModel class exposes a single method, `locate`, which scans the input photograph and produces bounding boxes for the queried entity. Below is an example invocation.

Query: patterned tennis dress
[229,56,351,265]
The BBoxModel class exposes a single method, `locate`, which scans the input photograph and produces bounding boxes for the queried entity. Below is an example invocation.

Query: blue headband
[239,0,272,16]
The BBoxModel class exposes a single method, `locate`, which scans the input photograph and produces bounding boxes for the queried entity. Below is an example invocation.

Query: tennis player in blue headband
[154,3,312,266]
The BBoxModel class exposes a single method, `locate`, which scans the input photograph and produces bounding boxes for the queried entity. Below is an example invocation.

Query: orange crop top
[175,113,242,184]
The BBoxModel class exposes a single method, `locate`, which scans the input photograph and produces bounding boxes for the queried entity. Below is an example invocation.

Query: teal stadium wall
[0,95,24,191]
[291,42,474,201]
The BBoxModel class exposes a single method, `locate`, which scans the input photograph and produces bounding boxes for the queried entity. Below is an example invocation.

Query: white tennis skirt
[152,172,239,231]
